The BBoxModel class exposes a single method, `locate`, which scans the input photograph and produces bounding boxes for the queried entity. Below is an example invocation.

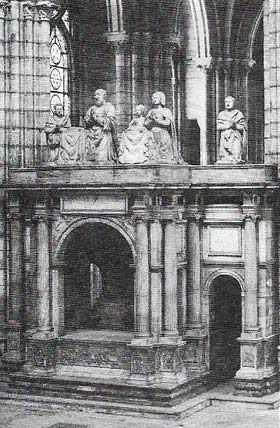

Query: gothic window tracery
[50,19,70,115]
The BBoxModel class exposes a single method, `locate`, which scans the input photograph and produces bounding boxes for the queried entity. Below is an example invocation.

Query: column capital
[104,31,129,52]
[195,56,214,73]
[243,212,260,223]
[0,0,10,18]
[36,0,60,21]
[186,205,204,222]
[240,58,256,75]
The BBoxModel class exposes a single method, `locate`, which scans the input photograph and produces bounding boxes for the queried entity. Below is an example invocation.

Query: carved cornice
[0,0,11,19]
[36,0,60,22]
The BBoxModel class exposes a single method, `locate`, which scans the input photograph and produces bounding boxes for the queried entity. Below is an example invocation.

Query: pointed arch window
[50,22,70,115]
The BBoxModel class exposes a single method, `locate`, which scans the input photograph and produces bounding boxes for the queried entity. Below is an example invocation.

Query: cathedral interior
[0,0,279,407]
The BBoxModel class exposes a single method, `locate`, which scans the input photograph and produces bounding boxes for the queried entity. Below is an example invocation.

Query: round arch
[204,269,244,295]
[206,270,243,380]
[55,217,136,265]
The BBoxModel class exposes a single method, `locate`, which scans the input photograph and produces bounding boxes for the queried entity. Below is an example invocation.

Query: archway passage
[63,223,134,332]
[209,275,242,380]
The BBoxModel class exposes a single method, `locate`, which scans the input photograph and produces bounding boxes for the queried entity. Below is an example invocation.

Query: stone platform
[0,380,278,421]
[7,369,211,409]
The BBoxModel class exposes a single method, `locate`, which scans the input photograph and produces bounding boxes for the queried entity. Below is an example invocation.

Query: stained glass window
[50,24,70,115]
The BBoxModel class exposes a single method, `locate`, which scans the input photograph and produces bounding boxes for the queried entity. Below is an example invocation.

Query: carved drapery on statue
[84,99,118,164]
[45,105,85,165]
[217,96,246,164]
[144,92,182,164]
[45,90,183,166]
[119,105,152,164]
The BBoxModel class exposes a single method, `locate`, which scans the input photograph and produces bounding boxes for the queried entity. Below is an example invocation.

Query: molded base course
[6,372,211,408]
[234,374,279,397]
[0,386,278,421]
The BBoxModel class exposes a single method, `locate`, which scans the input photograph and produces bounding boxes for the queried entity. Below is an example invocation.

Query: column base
[128,339,187,385]
[234,372,279,397]
[128,343,158,384]
[184,328,207,375]
[24,333,57,373]
[235,333,279,396]
[2,321,25,371]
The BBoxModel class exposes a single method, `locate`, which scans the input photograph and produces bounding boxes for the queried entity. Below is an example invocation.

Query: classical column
[35,204,51,336]
[243,209,259,335]
[3,196,24,366]
[134,217,150,339]
[23,216,38,333]
[163,219,179,338]
[150,218,162,340]
[186,206,202,331]
[178,220,187,334]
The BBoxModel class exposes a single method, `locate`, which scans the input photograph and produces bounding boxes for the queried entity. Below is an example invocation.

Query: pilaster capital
[186,205,204,222]
[0,0,10,19]
[23,1,35,20]
[36,0,60,22]
[242,212,260,223]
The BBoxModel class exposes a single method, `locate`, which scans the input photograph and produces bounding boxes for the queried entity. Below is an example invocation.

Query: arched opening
[63,222,134,333]
[209,275,242,380]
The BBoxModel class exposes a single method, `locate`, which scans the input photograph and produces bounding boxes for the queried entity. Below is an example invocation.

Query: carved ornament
[37,0,60,21]
[23,1,35,20]
[0,0,10,19]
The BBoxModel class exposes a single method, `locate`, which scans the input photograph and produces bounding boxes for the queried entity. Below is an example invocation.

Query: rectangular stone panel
[208,225,242,257]
[61,193,128,214]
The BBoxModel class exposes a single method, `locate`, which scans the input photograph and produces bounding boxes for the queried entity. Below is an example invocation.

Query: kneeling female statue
[144,91,181,164]
[118,105,152,164]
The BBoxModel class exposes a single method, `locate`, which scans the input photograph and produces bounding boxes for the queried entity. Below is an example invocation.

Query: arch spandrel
[53,216,136,265]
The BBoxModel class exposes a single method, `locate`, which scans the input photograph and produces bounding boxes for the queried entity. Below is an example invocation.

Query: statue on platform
[217,96,246,164]
[84,89,118,163]
[118,105,153,164]
[45,104,83,165]
[144,91,181,164]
